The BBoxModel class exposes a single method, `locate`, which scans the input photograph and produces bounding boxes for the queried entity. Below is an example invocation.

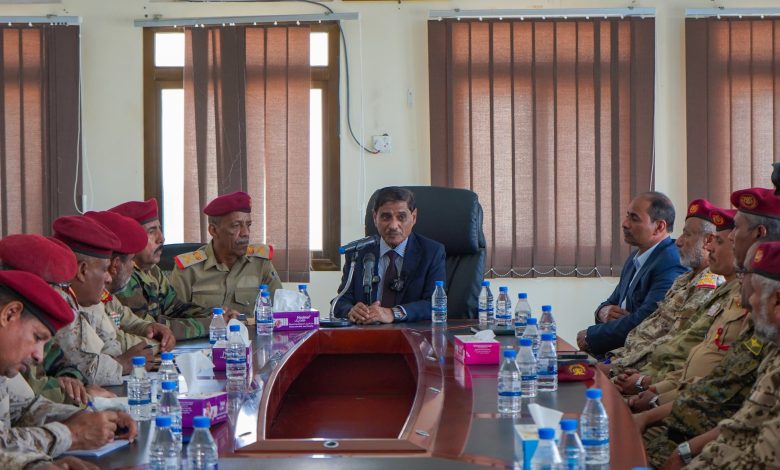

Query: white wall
[1,0,775,344]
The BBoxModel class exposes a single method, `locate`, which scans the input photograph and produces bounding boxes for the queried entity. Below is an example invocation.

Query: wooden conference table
[90,320,647,469]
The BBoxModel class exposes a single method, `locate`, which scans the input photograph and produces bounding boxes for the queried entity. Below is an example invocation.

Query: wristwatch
[649,395,660,408]
[677,441,693,464]
[635,375,646,393]
[392,307,407,322]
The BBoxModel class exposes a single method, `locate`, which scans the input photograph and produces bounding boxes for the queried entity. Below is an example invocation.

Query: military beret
[85,211,147,255]
[0,234,77,283]
[709,207,737,231]
[558,362,595,382]
[686,199,719,224]
[203,191,251,217]
[109,198,159,225]
[751,241,780,282]
[52,215,121,259]
[731,187,780,219]
[0,270,74,334]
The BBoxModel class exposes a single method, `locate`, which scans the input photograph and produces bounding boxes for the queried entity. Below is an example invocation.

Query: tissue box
[211,344,253,372]
[179,392,228,428]
[272,310,320,331]
[514,424,562,469]
[454,335,500,364]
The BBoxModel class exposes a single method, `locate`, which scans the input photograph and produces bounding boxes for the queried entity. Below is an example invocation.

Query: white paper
[174,351,214,392]
[527,403,564,429]
[272,289,306,311]
[63,439,129,457]
[474,329,496,340]
[90,396,129,413]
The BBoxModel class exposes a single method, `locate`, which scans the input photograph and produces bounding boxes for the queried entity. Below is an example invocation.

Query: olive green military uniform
[22,341,85,405]
[610,268,723,376]
[168,241,282,315]
[115,264,213,340]
[687,345,780,468]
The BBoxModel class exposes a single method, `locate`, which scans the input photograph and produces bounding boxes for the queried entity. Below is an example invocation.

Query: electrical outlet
[373,134,392,153]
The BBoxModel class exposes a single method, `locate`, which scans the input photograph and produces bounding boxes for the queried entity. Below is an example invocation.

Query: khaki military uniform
[638,279,740,382]
[610,269,723,376]
[0,374,79,467]
[53,287,124,386]
[101,292,156,352]
[115,264,213,340]
[168,241,282,315]
[687,346,780,468]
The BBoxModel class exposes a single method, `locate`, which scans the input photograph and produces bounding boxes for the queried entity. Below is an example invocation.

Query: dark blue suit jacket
[334,232,446,322]
[587,237,688,355]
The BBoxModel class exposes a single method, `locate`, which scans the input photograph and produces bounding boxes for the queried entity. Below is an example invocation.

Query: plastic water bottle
[149,415,180,470]
[514,293,532,337]
[495,286,512,327]
[157,352,179,401]
[226,324,247,392]
[537,333,558,392]
[158,380,182,450]
[478,281,494,326]
[581,388,610,465]
[559,419,586,470]
[431,280,447,323]
[531,427,563,470]
[497,349,522,414]
[517,338,538,398]
[298,284,312,310]
[187,416,218,470]
[209,307,227,345]
[539,305,557,339]
[128,356,151,421]
[523,317,541,357]
[255,290,273,336]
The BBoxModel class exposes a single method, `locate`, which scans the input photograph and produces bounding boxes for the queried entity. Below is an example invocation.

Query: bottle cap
[155,415,172,428]
[503,349,517,359]
[132,356,146,366]
[161,352,173,361]
[481,280,490,286]
[538,427,555,440]
[161,380,177,391]
[542,305,552,311]
[261,291,270,297]
[298,284,307,290]
[519,338,532,347]
[499,286,508,292]
[260,284,268,291]
[193,416,211,429]
[540,333,555,341]
[560,419,578,431]
[435,280,444,286]
[586,388,603,399]
[518,292,527,299]
[212,307,224,315]
[526,317,537,325]
[229,324,240,332]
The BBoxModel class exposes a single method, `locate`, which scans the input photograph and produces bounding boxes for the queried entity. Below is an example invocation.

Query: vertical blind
[429,18,656,277]
[686,17,780,206]
[183,25,310,282]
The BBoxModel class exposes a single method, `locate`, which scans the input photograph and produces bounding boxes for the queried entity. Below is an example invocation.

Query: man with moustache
[111,198,214,340]
[602,199,724,378]
[169,192,283,315]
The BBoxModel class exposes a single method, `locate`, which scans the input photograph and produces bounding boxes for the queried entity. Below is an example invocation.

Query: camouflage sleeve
[54,315,124,386]
[654,366,685,396]
[0,448,53,467]
[0,390,75,459]
[114,298,153,336]
[114,328,156,354]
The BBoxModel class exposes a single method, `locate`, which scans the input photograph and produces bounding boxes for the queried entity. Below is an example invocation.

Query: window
[143,24,340,271]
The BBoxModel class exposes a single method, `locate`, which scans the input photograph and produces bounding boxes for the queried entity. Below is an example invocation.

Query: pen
[86,400,98,412]
[144,344,154,349]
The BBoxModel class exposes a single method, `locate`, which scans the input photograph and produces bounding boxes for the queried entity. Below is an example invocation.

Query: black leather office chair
[364,186,486,319]
[158,242,204,275]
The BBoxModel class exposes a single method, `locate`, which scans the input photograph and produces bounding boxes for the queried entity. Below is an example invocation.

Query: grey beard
[681,247,705,270]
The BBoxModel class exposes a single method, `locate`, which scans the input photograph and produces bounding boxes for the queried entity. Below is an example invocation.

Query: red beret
[85,211,147,255]
[52,216,121,259]
[558,362,595,382]
[751,241,780,281]
[109,198,159,225]
[710,207,737,231]
[0,234,77,283]
[203,191,251,217]
[686,199,719,224]
[0,270,74,333]
[731,187,780,219]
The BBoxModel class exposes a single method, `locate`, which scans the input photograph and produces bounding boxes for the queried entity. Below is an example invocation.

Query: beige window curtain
[0,25,81,236]
[686,17,780,206]
[183,25,310,282]
[429,18,655,277]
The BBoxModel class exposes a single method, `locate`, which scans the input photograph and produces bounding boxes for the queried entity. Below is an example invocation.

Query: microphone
[362,252,376,303]
[339,235,377,254]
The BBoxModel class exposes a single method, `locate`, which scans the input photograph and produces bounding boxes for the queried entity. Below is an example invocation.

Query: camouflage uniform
[0,374,79,467]
[610,268,723,376]
[687,345,780,468]
[22,341,84,405]
[644,323,771,467]
[115,263,213,340]
[168,241,282,315]
[100,291,156,352]
[52,287,124,386]
[638,279,740,382]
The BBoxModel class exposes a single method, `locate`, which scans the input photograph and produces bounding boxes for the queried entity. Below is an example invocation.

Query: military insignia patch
[100,290,113,303]
[695,272,720,289]
[712,214,724,226]
[246,243,274,260]
[743,335,764,356]
[740,194,759,210]
[706,303,721,317]
[688,203,699,215]
[174,250,208,270]
[754,248,765,264]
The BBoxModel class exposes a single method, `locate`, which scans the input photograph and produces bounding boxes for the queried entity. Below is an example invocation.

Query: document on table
[63,439,129,457]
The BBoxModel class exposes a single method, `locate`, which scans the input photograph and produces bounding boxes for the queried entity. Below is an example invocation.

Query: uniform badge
[688,203,699,215]
[740,194,758,210]
[109,311,121,328]
[174,250,208,269]
[743,335,764,356]
[695,272,719,289]
[101,290,113,303]
[713,327,730,351]
[706,303,721,317]
[754,248,765,264]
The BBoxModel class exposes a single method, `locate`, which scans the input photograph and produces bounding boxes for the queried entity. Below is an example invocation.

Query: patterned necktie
[381,250,398,308]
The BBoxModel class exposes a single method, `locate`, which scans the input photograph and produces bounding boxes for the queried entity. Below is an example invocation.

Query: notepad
[63,439,129,457]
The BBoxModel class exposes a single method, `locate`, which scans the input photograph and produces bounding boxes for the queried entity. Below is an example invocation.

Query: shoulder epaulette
[695,272,722,289]
[100,289,113,304]
[246,243,273,260]
[174,249,208,270]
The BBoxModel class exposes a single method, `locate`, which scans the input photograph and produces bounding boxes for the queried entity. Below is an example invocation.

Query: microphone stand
[321,257,355,328]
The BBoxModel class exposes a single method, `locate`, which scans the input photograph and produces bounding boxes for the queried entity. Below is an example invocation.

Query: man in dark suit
[577,191,688,356]
[335,187,446,323]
